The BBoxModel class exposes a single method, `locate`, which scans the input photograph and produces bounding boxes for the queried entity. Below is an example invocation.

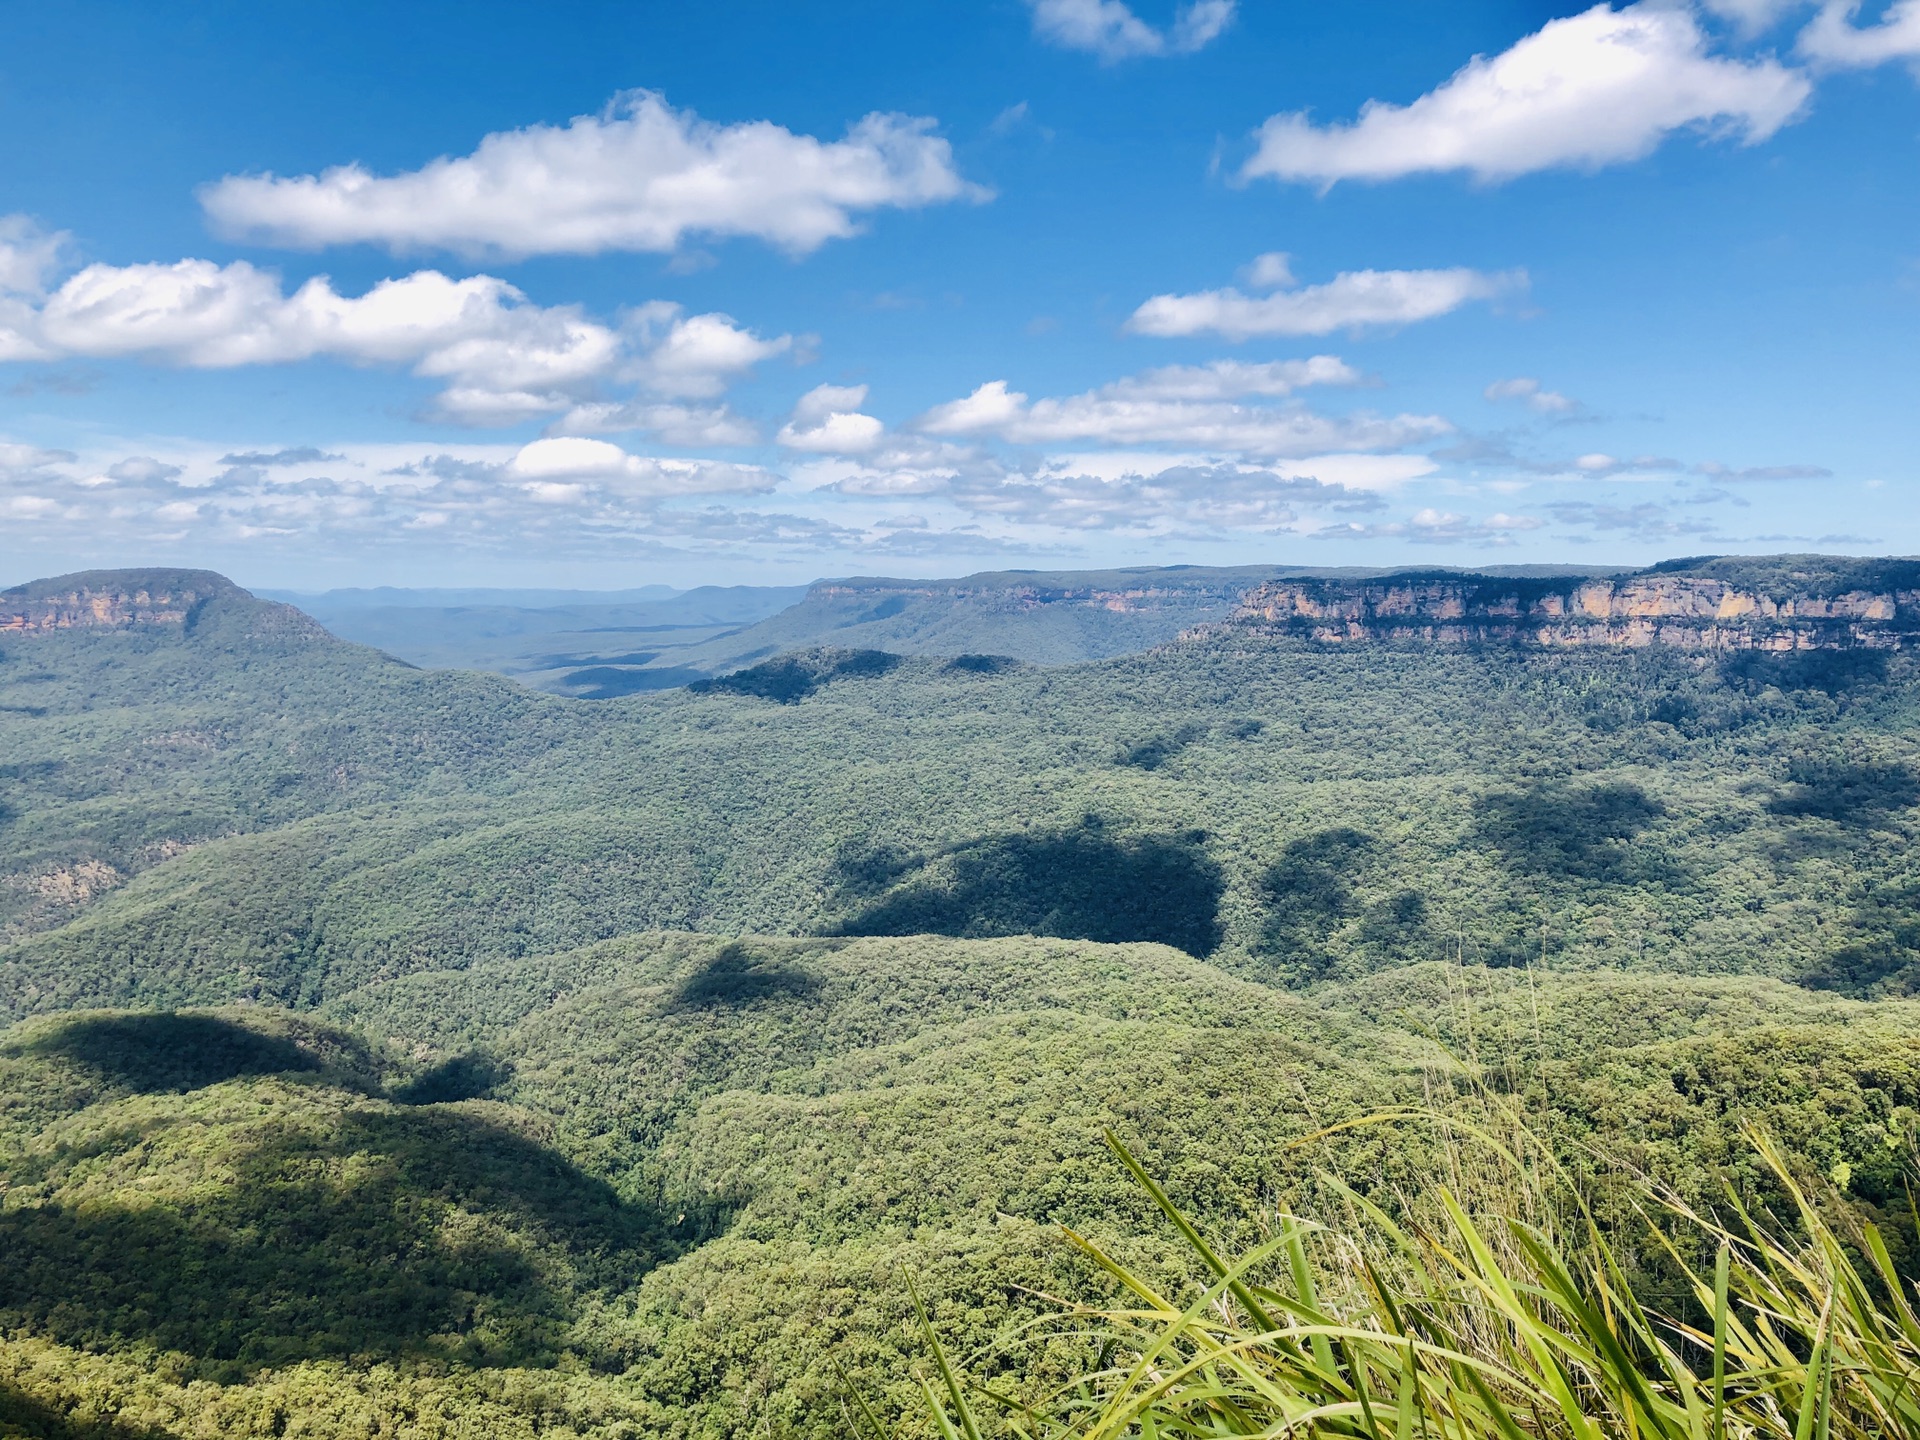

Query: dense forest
[4,563,1920,1437]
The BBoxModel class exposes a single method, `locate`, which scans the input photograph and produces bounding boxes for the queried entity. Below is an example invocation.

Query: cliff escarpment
[0,568,331,644]
[0,569,245,632]
[1229,557,1920,651]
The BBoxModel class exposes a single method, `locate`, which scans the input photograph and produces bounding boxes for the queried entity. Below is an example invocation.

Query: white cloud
[0,433,822,561]
[918,371,1448,456]
[505,436,776,496]
[1026,0,1236,61]
[0,219,790,427]
[625,303,791,399]
[200,90,985,259]
[1102,355,1363,398]
[1799,0,1920,67]
[105,455,182,484]
[778,383,886,453]
[1243,4,1811,186]
[1314,507,1546,545]
[1128,263,1523,340]
[1484,376,1579,414]
[553,401,760,446]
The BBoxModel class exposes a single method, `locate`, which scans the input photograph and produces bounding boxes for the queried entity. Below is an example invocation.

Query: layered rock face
[0,570,243,632]
[1232,573,1920,651]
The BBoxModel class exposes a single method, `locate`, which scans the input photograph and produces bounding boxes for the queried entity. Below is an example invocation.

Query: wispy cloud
[916,359,1439,457]
[1128,258,1523,340]
[1484,376,1579,415]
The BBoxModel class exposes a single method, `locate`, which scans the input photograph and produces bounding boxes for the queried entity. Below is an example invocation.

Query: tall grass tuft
[901,1109,1920,1439]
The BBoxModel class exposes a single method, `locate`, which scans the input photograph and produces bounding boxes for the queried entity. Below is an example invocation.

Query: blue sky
[0,0,1916,589]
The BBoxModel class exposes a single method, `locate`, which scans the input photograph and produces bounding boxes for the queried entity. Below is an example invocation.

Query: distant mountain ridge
[652,561,1623,674]
[9,556,1917,670]
[1229,556,1920,652]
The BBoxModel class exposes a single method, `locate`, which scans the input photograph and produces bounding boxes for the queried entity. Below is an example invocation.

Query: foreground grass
[908,1113,1920,1440]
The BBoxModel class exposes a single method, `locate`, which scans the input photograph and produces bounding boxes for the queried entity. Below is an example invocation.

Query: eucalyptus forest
[5,560,1920,1439]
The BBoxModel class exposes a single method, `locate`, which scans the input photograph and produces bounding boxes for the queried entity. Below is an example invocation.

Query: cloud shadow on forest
[1473,779,1675,886]
[0,1103,686,1381]
[825,822,1224,957]
[1769,756,1920,825]
[16,1012,330,1094]
[669,942,823,1011]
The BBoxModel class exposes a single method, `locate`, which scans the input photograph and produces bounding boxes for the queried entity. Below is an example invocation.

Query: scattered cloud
[1101,356,1364,398]
[1545,499,1721,540]
[504,437,777,496]
[1484,376,1579,414]
[219,446,342,467]
[1693,459,1832,480]
[918,368,1445,456]
[778,383,887,453]
[622,302,793,399]
[1026,0,1235,62]
[200,90,986,260]
[551,401,760,447]
[1314,508,1545,545]
[942,460,1329,532]
[0,218,790,426]
[1242,3,1811,187]
[1128,259,1523,340]
[1798,0,1920,68]
[105,456,181,484]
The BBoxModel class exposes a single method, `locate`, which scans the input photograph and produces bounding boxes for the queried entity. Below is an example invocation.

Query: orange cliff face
[0,573,238,632]
[1231,574,1920,652]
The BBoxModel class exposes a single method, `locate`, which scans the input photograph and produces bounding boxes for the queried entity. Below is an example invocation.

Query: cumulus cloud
[1798,0,1920,67]
[778,383,887,453]
[1128,260,1523,340]
[1026,0,1236,61]
[624,302,791,399]
[0,219,790,427]
[918,365,1445,456]
[200,90,985,260]
[104,455,181,484]
[505,436,777,497]
[1484,376,1579,414]
[1243,4,1811,186]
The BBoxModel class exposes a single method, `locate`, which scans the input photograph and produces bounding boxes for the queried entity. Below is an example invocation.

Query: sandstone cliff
[1230,563,1920,651]
[0,569,245,632]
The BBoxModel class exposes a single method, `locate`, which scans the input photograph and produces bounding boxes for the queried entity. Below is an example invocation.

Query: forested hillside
[8,933,1920,1437]
[6,564,1919,1017]
[5,563,1920,1437]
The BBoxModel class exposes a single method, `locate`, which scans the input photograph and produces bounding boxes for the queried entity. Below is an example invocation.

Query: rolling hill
[5,561,1920,1436]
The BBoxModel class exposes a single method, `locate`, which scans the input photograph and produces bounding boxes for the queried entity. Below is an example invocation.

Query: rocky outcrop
[1231,569,1920,651]
[0,569,243,632]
